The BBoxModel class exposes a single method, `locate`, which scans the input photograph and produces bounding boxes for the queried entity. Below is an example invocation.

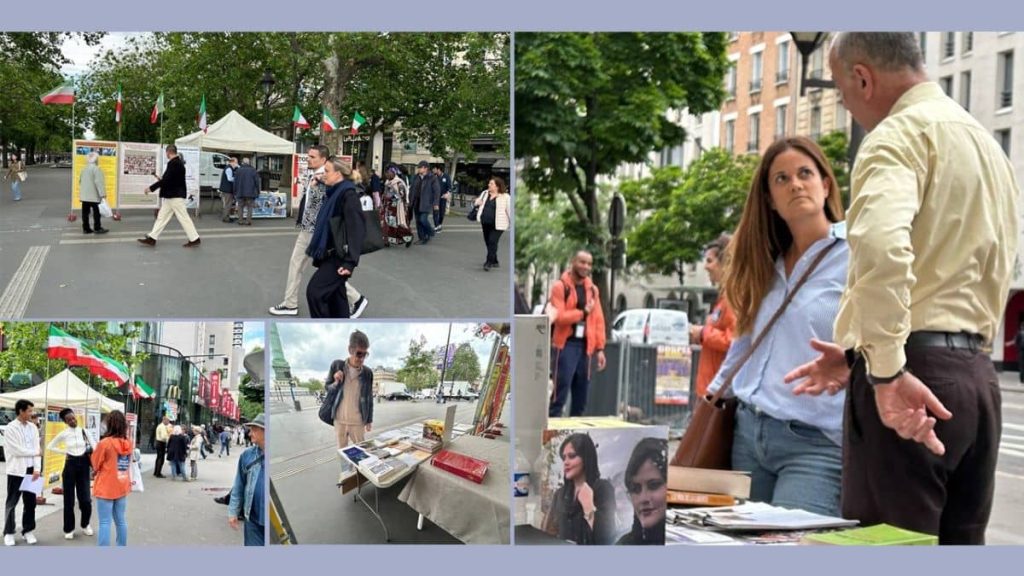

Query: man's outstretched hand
[784,339,850,396]
[874,372,952,456]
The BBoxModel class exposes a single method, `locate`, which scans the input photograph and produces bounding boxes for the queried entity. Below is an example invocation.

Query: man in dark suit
[138,144,201,247]
[233,157,262,226]
[410,160,439,245]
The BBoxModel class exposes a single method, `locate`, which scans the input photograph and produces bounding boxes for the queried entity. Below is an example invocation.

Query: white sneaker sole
[351,299,369,318]
[268,306,298,316]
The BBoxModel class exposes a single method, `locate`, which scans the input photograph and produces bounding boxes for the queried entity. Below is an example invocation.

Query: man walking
[138,144,201,247]
[432,165,451,233]
[548,250,607,417]
[786,32,1019,544]
[3,400,41,546]
[79,152,109,235]
[153,415,170,478]
[324,330,374,448]
[410,160,439,245]
[229,414,265,546]
[233,157,261,226]
[219,156,238,222]
[219,426,231,457]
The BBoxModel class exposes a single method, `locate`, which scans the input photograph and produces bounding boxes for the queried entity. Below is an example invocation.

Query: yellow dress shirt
[835,82,1020,378]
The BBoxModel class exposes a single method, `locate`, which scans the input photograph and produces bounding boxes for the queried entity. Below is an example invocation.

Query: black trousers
[154,441,167,476]
[842,345,1001,545]
[62,455,92,533]
[4,468,36,536]
[307,254,351,318]
[82,201,102,232]
[482,222,503,265]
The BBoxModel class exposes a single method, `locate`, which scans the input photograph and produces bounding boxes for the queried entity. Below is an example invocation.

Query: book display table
[399,434,511,544]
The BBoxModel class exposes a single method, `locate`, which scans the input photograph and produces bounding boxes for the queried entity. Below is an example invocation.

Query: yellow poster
[72,140,119,208]
[42,407,68,491]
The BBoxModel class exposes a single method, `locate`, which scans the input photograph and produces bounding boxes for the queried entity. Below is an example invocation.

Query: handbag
[17,171,27,182]
[671,239,840,470]
[82,428,94,459]
[130,453,145,493]
[317,381,342,426]
[360,208,386,255]
[467,191,485,221]
[98,199,113,218]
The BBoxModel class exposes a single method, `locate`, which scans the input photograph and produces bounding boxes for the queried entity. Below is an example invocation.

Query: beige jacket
[79,163,106,203]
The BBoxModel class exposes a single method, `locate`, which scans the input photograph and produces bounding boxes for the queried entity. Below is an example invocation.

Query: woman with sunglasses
[616,438,667,545]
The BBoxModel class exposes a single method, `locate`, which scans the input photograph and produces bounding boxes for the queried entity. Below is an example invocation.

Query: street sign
[609,193,626,238]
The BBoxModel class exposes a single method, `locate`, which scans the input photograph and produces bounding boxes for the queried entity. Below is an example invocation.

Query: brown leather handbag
[671,239,840,469]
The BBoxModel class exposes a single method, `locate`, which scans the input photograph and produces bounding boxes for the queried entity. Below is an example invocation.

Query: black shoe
[483,263,491,271]
[95,228,109,235]
[137,236,156,246]
[83,229,94,235]
[405,240,413,248]
[183,238,201,248]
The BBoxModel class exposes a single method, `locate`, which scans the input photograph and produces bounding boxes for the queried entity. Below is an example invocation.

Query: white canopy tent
[175,109,295,155]
[0,369,124,413]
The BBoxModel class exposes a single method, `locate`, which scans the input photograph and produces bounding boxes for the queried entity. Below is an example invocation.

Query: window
[776,41,790,83]
[960,71,972,111]
[810,105,822,140]
[942,32,955,59]
[962,32,974,54]
[998,51,1014,108]
[724,119,735,152]
[939,75,953,97]
[208,335,215,346]
[996,129,1011,156]
[726,65,737,98]
[775,105,787,139]
[809,46,824,79]
[748,112,761,152]
[750,52,763,93]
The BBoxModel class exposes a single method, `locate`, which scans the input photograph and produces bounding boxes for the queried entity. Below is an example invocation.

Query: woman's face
[323,163,342,186]
[488,179,498,194]
[766,148,830,227]
[704,248,723,286]
[64,413,78,428]
[562,443,585,482]
[627,459,666,530]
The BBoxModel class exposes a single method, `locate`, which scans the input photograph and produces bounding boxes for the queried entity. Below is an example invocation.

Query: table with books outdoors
[398,433,511,545]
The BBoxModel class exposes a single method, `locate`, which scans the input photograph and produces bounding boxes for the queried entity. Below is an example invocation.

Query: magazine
[672,502,859,531]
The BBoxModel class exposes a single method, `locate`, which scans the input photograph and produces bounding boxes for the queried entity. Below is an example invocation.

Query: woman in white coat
[473,176,511,271]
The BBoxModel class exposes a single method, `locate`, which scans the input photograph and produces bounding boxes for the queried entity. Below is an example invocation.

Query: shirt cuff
[862,341,907,380]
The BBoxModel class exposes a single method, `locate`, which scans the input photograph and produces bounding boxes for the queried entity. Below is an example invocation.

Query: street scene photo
[268,321,510,544]
[0,320,266,546]
[0,32,510,319]
[515,32,1024,546]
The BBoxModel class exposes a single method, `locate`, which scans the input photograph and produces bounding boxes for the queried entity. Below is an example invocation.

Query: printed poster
[42,407,68,490]
[655,344,691,405]
[117,142,162,209]
[253,191,288,218]
[161,145,201,209]
[72,140,118,209]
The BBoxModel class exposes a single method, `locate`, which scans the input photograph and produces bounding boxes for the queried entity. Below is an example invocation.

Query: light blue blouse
[708,222,849,446]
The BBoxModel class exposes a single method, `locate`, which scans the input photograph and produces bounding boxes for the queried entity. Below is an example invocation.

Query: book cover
[432,449,489,483]
[423,419,445,442]
[666,490,737,507]
[667,466,752,499]
[801,524,938,546]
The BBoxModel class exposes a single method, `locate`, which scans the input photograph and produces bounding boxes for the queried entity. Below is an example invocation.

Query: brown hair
[489,176,508,195]
[723,136,844,335]
[104,410,129,439]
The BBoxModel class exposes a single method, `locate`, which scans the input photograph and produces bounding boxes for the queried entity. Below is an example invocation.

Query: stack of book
[667,490,737,507]
[411,437,442,453]
[667,466,752,499]
[363,458,410,484]
[422,419,445,442]
[801,524,937,546]
[432,449,489,484]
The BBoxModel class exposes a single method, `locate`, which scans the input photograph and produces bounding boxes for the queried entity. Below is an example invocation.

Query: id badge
[575,323,586,339]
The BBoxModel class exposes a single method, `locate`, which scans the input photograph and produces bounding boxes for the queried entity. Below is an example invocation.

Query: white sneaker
[83,526,94,536]
[24,532,37,545]
[64,532,74,540]
[351,296,369,318]
[3,534,14,546]
[268,304,298,316]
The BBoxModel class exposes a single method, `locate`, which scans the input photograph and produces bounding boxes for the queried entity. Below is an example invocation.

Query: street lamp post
[261,69,276,130]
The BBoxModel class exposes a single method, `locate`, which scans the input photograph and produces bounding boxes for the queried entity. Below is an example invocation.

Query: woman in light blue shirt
[709,136,848,516]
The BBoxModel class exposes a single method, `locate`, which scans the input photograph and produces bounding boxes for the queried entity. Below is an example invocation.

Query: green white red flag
[150,91,164,124]
[40,81,76,105]
[293,106,310,130]
[198,94,208,133]
[322,107,339,132]
[350,111,366,134]
[115,83,123,124]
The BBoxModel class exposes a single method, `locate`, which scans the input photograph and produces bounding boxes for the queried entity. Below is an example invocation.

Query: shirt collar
[888,82,945,117]
[774,222,845,276]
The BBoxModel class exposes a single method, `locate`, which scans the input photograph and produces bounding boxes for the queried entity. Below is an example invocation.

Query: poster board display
[655,345,691,405]
[126,412,138,450]
[117,142,162,209]
[253,191,288,218]
[161,144,201,209]
[42,406,68,490]
[72,140,118,209]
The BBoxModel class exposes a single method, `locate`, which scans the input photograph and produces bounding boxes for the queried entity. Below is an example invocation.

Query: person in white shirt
[4,400,41,546]
[46,408,95,540]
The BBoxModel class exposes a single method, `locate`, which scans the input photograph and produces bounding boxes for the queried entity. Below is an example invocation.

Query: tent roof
[0,369,124,413]
[175,109,295,155]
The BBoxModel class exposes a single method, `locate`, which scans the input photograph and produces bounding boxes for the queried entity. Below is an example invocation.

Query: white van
[199,151,231,190]
[611,308,689,347]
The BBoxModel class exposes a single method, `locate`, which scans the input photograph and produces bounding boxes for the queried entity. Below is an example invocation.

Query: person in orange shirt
[689,234,736,398]
[90,410,133,547]
[548,250,607,417]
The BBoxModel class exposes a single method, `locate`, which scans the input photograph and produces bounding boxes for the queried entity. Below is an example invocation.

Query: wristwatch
[866,366,907,386]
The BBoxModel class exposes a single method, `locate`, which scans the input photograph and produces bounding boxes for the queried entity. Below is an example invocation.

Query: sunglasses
[352,350,369,359]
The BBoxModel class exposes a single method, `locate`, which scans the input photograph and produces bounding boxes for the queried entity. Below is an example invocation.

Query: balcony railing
[749,79,763,93]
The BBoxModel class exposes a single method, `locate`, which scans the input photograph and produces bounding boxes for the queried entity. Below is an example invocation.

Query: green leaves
[396,336,439,392]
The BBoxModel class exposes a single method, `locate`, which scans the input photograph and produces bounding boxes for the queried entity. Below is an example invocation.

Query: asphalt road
[0,165,510,319]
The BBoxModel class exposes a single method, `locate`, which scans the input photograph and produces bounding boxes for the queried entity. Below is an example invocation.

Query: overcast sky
[60,32,145,78]
[244,322,264,353]
[276,322,501,383]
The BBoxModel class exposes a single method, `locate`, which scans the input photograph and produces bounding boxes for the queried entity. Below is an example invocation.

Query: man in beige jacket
[79,152,109,235]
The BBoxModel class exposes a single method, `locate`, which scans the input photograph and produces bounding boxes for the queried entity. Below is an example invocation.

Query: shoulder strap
[710,238,841,402]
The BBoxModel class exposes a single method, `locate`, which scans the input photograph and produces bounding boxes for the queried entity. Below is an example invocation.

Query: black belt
[905,331,984,352]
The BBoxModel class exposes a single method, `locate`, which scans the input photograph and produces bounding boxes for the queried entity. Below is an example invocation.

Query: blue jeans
[731,401,842,517]
[97,497,128,546]
[244,520,265,546]
[10,179,21,201]
[170,459,187,480]
[549,340,590,417]
[220,441,230,457]
[416,212,434,242]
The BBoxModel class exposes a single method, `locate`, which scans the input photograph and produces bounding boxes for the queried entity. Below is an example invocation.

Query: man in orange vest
[548,250,607,417]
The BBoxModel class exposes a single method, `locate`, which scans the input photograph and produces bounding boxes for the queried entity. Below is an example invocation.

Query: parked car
[385,391,413,401]
[611,308,689,347]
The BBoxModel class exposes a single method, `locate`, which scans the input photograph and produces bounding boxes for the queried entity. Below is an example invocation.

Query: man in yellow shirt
[786,32,1019,544]
[154,416,171,478]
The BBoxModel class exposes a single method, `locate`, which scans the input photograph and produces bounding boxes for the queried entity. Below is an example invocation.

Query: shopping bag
[99,199,113,218]
[17,171,28,182]
[130,458,145,493]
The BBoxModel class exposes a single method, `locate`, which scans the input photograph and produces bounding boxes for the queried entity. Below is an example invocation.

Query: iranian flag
[115,83,123,124]
[40,81,76,105]
[47,325,129,384]
[198,94,208,133]
[292,106,310,130]
[130,375,154,400]
[350,111,366,135]
[321,107,339,133]
[150,91,164,124]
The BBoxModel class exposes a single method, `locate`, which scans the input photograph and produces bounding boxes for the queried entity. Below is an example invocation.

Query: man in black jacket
[410,160,439,245]
[219,156,238,222]
[138,145,201,247]
[326,330,374,448]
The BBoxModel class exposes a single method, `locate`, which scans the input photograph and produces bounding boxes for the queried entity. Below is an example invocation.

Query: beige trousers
[283,230,362,309]
[149,197,200,241]
[335,421,366,448]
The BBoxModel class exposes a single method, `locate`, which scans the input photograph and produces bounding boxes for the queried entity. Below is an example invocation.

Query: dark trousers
[154,441,167,476]
[416,212,434,242]
[82,201,102,232]
[842,345,1001,545]
[4,468,36,536]
[62,455,92,533]
[306,254,351,318]
[549,340,591,417]
[434,197,448,227]
[482,222,503,265]
[1018,345,1024,383]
